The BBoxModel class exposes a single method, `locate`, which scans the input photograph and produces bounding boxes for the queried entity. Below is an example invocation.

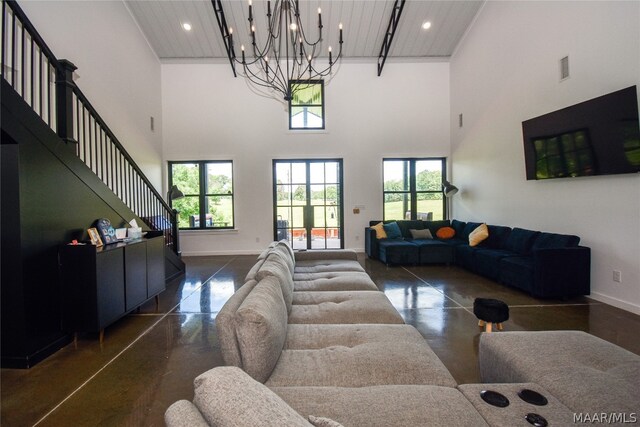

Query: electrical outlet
[613,270,622,283]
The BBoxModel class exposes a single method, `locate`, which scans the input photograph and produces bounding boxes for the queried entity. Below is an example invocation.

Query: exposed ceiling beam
[377,0,406,77]
[211,0,236,77]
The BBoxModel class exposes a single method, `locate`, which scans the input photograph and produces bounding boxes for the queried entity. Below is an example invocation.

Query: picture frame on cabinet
[87,228,103,247]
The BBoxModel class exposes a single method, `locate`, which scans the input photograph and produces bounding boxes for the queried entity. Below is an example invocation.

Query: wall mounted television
[522,86,640,180]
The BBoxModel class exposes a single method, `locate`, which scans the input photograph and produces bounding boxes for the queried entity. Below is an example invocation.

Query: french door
[273,159,344,250]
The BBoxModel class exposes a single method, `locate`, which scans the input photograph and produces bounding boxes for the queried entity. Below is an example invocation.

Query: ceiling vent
[560,56,570,81]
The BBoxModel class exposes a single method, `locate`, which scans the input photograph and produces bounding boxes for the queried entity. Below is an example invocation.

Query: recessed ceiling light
[182,22,192,32]
[422,21,432,30]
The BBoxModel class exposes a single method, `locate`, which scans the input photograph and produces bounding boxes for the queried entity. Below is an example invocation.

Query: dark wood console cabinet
[60,235,165,341]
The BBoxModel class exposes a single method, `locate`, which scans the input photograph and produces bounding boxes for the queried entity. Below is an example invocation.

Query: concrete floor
[2,254,639,426]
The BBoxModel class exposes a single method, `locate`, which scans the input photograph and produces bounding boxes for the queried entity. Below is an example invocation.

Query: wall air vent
[560,56,570,81]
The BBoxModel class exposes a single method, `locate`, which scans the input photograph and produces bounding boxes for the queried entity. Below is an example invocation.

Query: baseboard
[1,334,72,369]
[589,292,640,316]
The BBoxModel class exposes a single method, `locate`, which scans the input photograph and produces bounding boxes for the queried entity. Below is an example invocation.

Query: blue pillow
[383,222,402,239]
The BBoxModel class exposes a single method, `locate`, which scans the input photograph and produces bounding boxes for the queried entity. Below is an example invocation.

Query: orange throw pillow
[436,226,455,239]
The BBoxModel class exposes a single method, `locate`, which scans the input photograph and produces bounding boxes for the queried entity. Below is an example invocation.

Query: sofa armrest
[294,249,358,262]
[365,227,379,259]
[533,246,590,298]
[165,400,209,427]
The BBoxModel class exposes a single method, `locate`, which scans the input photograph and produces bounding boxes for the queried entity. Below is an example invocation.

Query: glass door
[273,159,343,250]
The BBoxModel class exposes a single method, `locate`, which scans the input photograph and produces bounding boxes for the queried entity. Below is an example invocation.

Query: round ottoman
[473,298,509,333]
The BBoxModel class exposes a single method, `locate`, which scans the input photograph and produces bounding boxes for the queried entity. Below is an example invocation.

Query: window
[289,80,324,130]
[168,161,234,230]
[383,158,446,221]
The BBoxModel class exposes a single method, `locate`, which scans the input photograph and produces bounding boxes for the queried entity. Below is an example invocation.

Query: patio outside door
[273,159,344,250]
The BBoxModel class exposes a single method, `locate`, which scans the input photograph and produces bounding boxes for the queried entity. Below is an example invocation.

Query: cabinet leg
[99,329,104,345]
[74,333,78,349]
[155,294,160,311]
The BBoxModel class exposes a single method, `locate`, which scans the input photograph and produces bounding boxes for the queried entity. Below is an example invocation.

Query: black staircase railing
[1,0,180,254]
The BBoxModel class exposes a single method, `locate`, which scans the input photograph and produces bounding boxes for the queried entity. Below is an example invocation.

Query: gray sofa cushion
[215,280,258,368]
[272,242,295,275]
[266,324,456,388]
[294,250,358,262]
[165,400,209,427]
[289,291,404,324]
[284,324,426,350]
[294,259,365,274]
[192,367,312,427]
[293,272,378,292]
[235,276,288,383]
[256,253,294,313]
[272,385,489,427]
[535,365,640,414]
[307,415,344,427]
[245,258,265,282]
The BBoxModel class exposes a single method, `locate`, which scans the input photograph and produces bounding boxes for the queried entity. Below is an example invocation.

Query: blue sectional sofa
[365,220,590,299]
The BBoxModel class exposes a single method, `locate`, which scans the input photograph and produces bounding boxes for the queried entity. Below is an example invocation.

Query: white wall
[450,1,640,313]
[19,1,163,188]
[162,61,450,254]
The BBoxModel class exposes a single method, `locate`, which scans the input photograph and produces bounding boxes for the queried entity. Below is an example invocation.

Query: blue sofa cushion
[500,256,535,292]
[484,225,512,249]
[532,232,580,250]
[383,222,403,239]
[397,220,424,239]
[451,220,466,237]
[474,248,518,280]
[413,240,455,264]
[504,228,540,255]
[456,244,479,270]
[378,240,419,265]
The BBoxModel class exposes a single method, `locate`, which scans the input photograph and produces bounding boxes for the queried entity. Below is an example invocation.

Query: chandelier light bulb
[339,23,343,30]
[290,23,297,31]
[228,27,233,34]
[318,8,321,14]
[182,22,192,31]
[422,21,432,30]
[328,46,332,52]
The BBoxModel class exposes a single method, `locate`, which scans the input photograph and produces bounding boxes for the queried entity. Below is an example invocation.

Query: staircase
[1,0,184,368]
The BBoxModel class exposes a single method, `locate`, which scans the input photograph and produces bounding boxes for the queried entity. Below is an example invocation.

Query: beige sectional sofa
[166,241,640,427]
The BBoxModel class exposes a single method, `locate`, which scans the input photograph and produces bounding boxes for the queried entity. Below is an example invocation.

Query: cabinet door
[125,242,147,311]
[146,236,165,297]
[96,249,126,328]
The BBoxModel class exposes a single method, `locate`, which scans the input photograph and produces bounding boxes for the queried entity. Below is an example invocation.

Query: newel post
[55,59,77,146]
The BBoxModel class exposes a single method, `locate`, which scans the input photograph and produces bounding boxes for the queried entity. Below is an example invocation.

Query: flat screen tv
[522,86,640,180]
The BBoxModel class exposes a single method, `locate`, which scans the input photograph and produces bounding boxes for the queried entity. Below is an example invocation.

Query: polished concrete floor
[2,254,639,426]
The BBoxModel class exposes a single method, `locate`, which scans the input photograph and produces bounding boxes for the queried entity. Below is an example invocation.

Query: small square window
[289,80,324,130]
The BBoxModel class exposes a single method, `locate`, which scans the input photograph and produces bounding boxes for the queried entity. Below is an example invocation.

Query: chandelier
[226,0,344,101]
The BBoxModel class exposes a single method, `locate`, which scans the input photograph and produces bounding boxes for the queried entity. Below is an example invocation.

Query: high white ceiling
[126,0,484,60]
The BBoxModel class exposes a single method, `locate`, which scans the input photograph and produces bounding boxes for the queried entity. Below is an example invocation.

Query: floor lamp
[442,180,459,220]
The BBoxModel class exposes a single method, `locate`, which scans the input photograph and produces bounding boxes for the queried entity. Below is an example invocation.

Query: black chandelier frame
[212,0,343,101]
